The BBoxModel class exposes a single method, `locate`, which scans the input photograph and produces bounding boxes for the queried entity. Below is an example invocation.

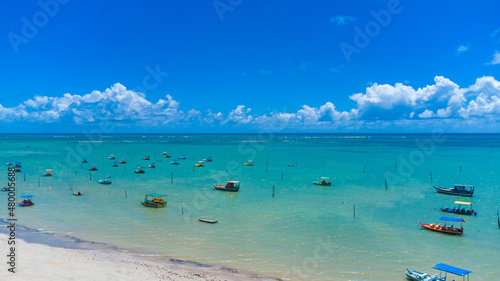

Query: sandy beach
[0,233,279,281]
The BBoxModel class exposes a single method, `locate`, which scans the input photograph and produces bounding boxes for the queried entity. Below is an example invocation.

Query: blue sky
[1,0,500,133]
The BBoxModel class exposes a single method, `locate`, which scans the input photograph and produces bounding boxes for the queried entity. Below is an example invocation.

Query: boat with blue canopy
[19,195,35,207]
[420,217,465,235]
[433,263,472,281]
[440,201,477,216]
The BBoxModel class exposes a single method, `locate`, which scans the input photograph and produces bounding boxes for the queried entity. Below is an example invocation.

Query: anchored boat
[420,217,465,235]
[434,184,474,197]
[440,201,477,216]
[199,218,218,224]
[213,181,240,192]
[195,161,204,167]
[134,167,146,173]
[19,195,35,207]
[73,191,83,196]
[140,193,167,208]
[43,169,53,177]
[244,160,254,166]
[313,177,332,186]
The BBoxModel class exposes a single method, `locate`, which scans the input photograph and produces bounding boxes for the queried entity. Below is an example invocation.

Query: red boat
[420,217,464,235]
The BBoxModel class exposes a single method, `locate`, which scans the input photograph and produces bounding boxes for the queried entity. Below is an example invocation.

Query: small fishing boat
[140,193,167,208]
[89,166,98,171]
[112,162,118,167]
[199,218,218,224]
[420,217,465,235]
[82,159,88,163]
[161,152,171,158]
[98,179,112,185]
[178,156,186,160]
[108,155,115,160]
[134,167,146,173]
[203,157,213,162]
[19,195,35,207]
[244,160,254,166]
[118,160,126,164]
[287,164,294,167]
[14,168,21,172]
[6,163,13,166]
[405,268,444,281]
[142,156,150,160]
[14,162,22,168]
[43,169,53,177]
[73,191,83,196]
[313,177,332,186]
[170,160,179,165]
[440,201,477,216]
[149,162,156,168]
[434,184,474,197]
[213,181,240,192]
[195,161,204,167]
[1,187,9,192]
[433,263,471,281]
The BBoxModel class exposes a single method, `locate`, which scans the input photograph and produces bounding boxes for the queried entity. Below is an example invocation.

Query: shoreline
[0,221,282,281]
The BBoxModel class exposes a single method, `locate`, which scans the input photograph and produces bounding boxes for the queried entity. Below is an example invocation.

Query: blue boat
[14,162,22,168]
[433,263,472,281]
[177,156,186,160]
[440,201,477,216]
[170,160,179,165]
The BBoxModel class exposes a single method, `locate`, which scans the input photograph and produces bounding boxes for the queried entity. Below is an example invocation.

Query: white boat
[405,269,444,281]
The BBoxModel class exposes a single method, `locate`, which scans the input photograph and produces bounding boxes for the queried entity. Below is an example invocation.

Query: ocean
[1,133,499,280]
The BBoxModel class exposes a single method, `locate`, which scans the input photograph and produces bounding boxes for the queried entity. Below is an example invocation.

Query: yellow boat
[244,160,254,166]
[140,193,167,208]
[195,161,204,167]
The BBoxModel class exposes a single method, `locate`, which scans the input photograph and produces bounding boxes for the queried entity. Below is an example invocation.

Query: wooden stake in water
[124,190,128,199]
[272,184,275,198]
[354,204,356,218]
[38,177,40,186]
[90,173,92,181]
[266,160,268,173]
[181,200,184,215]
[171,172,173,184]
[460,166,462,173]
[24,172,26,182]
[363,165,366,173]
[385,179,388,190]
[281,171,283,181]
[430,171,433,182]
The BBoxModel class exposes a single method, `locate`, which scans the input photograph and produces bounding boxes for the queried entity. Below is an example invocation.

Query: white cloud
[329,16,355,26]
[487,51,500,65]
[456,45,468,54]
[222,105,253,124]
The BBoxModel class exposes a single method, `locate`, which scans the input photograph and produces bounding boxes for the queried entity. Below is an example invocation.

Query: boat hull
[434,186,473,197]
[405,269,444,281]
[140,201,167,208]
[213,184,239,192]
[313,181,331,186]
[440,207,476,216]
[420,222,463,235]
[199,219,217,223]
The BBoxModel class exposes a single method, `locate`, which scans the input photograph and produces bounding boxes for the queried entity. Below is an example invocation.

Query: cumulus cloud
[487,51,500,65]
[329,16,355,26]
[2,76,500,132]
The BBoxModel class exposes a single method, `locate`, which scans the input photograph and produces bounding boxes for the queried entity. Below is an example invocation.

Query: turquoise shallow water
[1,134,500,280]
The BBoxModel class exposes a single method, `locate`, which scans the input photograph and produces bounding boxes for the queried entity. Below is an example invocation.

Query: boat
[142,156,150,160]
[178,156,186,160]
[19,195,35,207]
[82,159,88,163]
[108,155,115,160]
[405,268,444,281]
[73,191,83,196]
[6,163,13,166]
[287,164,294,167]
[244,160,254,166]
[89,166,98,171]
[98,179,112,185]
[195,161,204,167]
[112,162,118,167]
[1,187,9,192]
[199,218,218,224]
[14,162,22,168]
[213,181,240,192]
[14,168,21,172]
[134,167,145,173]
[43,169,53,177]
[170,160,179,165]
[440,201,477,216]
[118,160,126,164]
[203,157,213,162]
[140,193,167,208]
[433,263,472,281]
[420,217,465,235]
[149,162,156,168]
[434,184,474,197]
[313,177,332,186]
[161,152,171,158]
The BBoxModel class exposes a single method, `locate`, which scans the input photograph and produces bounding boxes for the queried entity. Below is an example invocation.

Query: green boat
[140,193,167,208]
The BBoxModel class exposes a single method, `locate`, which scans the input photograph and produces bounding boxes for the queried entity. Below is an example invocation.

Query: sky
[0,0,500,133]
